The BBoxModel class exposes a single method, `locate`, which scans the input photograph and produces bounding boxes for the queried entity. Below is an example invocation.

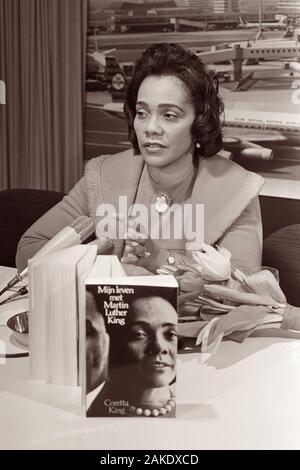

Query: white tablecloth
[1,266,300,450]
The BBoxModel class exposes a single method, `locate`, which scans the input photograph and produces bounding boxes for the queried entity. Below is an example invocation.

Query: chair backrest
[260,195,300,307]
[259,195,300,239]
[0,189,65,267]
[263,224,300,307]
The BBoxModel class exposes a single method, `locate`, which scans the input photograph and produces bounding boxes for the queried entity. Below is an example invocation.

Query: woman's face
[86,292,110,393]
[133,75,195,172]
[124,296,177,388]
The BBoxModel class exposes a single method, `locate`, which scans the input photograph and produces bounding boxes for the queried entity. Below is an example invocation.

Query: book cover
[85,276,178,418]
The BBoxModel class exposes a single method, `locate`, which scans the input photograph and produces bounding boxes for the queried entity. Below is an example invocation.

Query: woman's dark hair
[124,42,224,159]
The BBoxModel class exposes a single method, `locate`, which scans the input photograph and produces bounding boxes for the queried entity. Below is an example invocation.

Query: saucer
[7,311,29,348]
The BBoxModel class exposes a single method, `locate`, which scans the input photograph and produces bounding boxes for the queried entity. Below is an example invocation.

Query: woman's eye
[136,110,147,118]
[86,319,97,338]
[165,330,178,341]
[164,113,177,121]
[130,329,147,340]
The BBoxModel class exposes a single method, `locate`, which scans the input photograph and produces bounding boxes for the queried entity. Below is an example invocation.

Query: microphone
[0,216,95,298]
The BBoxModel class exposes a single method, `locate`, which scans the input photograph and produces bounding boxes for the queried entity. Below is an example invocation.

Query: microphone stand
[0,216,95,299]
[0,285,28,306]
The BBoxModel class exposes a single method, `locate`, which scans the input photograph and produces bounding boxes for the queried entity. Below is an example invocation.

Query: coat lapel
[191,156,264,245]
[97,149,144,257]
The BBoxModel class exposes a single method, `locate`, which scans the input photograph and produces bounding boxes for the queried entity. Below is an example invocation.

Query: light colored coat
[16,149,264,271]
[85,149,264,270]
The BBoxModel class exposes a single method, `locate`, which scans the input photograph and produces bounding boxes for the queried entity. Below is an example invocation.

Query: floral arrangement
[157,243,289,353]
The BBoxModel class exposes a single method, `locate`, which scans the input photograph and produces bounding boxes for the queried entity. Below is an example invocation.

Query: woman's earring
[195,142,201,149]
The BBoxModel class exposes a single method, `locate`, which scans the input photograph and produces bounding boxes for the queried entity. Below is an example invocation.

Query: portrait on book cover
[85,284,177,418]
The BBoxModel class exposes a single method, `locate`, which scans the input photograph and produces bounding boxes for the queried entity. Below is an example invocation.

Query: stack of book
[28,247,178,417]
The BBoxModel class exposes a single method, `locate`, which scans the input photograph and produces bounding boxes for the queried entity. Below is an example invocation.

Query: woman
[16,43,264,274]
[87,294,177,417]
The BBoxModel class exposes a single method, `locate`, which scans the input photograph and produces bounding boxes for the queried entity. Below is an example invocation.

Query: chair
[259,195,300,239]
[263,224,300,307]
[260,195,300,307]
[0,189,65,267]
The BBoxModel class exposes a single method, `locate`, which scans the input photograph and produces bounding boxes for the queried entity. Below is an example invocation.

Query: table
[1,266,300,450]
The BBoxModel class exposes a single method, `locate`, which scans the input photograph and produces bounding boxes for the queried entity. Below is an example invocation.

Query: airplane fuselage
[240,23,287,31]
[225,110,300,134]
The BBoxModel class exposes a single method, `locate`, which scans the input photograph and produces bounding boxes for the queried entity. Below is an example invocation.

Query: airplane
[223,109,300,159]
[238,16,288,31]
[99,101,300,161]
[87,50,135,92]
[103,54,232,92]
[94,27,300,92]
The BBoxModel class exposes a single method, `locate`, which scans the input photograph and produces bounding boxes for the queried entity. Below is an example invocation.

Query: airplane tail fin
[278,16,287,24]
[282,20,294,38]
[239,16,247,26]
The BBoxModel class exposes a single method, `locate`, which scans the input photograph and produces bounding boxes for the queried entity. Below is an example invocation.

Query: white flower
[189,242,232,281]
